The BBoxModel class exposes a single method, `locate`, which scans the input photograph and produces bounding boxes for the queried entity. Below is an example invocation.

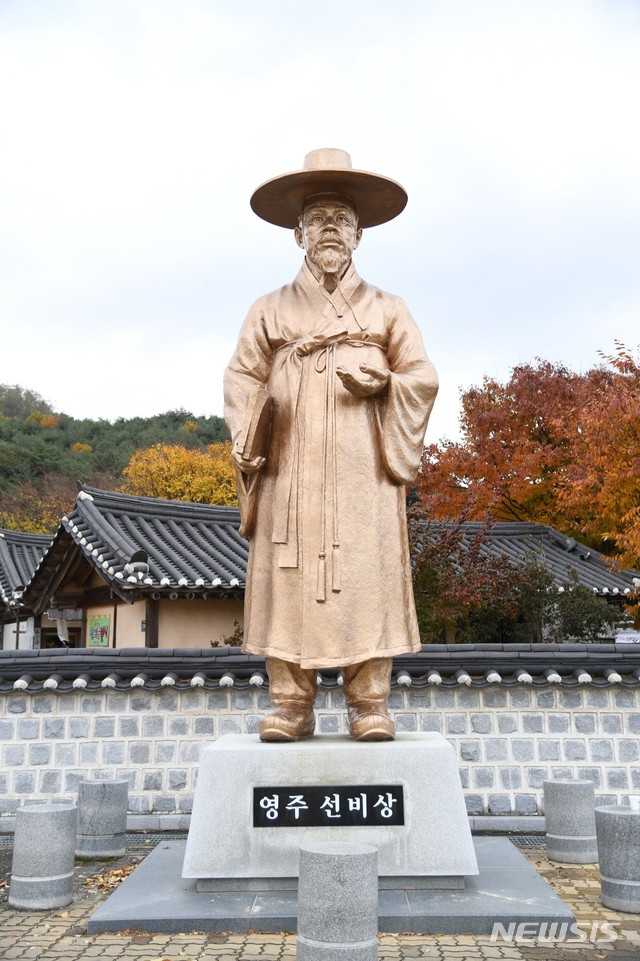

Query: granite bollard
[9,803,77,910]
[76,779,128,858]
[297,841,378,961]
[543,778,598,863]
[596,806,640,913]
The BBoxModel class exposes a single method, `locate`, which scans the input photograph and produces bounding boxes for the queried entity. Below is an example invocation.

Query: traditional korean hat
[250,148,408,229]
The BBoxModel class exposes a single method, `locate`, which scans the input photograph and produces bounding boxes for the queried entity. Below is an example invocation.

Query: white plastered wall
[157,598,244,649]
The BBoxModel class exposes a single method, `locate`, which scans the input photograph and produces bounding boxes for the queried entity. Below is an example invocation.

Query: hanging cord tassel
[316,347,330,602]
[316,552,326,603]
[329,343,341,592]
[332,543,341,593]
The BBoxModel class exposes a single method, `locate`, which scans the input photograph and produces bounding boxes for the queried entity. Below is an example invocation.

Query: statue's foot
[259,708,315,742]
[349,711,395,742]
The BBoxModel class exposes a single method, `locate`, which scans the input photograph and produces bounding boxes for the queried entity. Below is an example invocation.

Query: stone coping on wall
[1,643,639,693]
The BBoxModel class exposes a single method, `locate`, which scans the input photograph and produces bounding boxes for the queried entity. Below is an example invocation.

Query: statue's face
[295,199,362,276]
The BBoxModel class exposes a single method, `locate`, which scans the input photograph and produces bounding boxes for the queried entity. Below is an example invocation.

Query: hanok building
[427,520,640,601]
[2,485,638,651]
[18,486,247,650]
[0,528,53,649]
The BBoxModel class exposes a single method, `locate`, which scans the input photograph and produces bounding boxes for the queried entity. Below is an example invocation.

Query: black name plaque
[253,784,404,827]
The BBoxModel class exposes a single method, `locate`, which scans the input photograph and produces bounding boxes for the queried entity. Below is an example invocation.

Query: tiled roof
[22,485,248,612]
[11,488,640,617]
[0,644,639,693]
[0,529,53,612]
[418,520,639,597]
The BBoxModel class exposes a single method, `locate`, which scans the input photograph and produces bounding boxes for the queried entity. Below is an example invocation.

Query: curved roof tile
[0,529,53,611]
[9,490,639,617]
[0,644,639,693]
[21,485,247,611]
[418,520,638,595]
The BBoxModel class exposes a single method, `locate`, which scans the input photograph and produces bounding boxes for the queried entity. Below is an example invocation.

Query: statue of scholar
[224,148,438,742]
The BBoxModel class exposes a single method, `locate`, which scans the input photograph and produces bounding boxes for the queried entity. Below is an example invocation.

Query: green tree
[0,384,52,419]
[549,571,621,641]
[0,386,230,529]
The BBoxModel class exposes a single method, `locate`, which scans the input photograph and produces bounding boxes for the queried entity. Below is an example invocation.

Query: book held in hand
[234,385,272,537]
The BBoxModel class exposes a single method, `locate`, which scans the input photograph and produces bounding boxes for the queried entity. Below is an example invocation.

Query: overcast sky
[2,0,639,444]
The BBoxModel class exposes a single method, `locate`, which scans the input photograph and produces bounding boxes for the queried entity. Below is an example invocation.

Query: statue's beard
[310,245,350,277]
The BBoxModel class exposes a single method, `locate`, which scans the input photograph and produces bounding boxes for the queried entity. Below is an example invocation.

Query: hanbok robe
[224,260,438,669]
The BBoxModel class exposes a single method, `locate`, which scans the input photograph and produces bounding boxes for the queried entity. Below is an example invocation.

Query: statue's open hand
[232,449,266,474]
[336,363,390,398]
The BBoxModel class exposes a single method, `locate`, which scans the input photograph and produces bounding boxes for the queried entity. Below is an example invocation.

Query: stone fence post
[543,779,598,863]
[76,779,128,858]
[596,806,640,913]
[297,841,378,961]
[9,803,77,910]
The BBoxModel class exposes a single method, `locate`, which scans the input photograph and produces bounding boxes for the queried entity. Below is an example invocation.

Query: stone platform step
[88,837,574,936]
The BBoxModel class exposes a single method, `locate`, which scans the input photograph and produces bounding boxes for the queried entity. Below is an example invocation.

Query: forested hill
[0,384,229,531]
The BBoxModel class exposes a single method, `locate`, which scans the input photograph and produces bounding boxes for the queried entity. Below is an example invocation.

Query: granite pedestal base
[88,837,575,935]
[182,733,478,888]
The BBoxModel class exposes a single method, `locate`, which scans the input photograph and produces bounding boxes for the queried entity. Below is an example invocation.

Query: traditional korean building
[19,485,247,650]
[2,485,638,651]
[422,520,639,599]
[0,528,53,649]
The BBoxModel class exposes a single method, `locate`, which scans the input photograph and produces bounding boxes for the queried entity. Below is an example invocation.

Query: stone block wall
[1,683,639,825]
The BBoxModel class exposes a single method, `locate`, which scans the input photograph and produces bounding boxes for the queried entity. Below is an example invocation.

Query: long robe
[224,260,438,669]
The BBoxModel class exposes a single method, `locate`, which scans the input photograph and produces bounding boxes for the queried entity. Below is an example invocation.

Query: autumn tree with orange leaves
[0,471,115,534]
[0,474,79,534]
[419,343,640,572]
[121,441,237,506]
[558,344,640,570]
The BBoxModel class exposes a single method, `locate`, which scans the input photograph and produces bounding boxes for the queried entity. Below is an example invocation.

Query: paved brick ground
[1,839,640,959]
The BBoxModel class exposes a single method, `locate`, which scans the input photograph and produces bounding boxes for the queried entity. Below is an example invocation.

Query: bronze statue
[224,149,438,742]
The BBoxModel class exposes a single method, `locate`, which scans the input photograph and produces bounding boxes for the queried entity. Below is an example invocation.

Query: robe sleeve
[378,297,439,485]
[223,300,277,537]
[223,298,274,446]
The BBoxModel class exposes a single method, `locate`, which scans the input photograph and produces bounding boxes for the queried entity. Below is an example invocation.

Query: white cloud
[1,0,639,442]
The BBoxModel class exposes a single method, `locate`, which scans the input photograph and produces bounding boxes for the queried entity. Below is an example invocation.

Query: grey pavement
[1,837,640,959]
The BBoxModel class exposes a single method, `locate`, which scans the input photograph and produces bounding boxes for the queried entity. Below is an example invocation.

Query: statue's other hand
[232,449,266,473]
[336,363,390,398]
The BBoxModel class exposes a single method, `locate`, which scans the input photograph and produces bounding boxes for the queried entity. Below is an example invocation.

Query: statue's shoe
[259,708,315,742]
[349,711,395,741]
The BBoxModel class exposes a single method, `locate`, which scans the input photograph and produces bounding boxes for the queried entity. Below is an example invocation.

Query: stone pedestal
[596,805,640,913]
[543,779,597,863]
[182,733,478,888]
